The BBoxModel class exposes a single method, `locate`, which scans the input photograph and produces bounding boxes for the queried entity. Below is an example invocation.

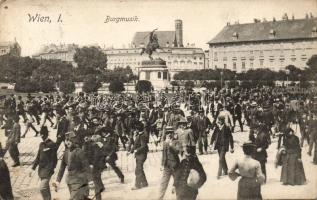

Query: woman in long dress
[280,126,306,185]
[229,142,265,200]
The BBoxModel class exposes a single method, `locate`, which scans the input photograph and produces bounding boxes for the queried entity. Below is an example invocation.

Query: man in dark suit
[210,116,234,179]
[130,122,149,190]
[0,144,14,200]
[250,124,270,183]
[194,110,211,155]
[158,126,181,200]
[30,126,57,200]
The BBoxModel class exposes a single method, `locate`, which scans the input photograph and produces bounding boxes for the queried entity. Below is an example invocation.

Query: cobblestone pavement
[1,116,316,200]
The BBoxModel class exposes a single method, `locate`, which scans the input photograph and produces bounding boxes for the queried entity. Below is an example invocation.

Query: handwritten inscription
[28,13,63,23]
[104,16,139,23]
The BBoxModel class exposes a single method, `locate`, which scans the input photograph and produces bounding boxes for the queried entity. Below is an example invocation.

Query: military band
[0,86,316,200]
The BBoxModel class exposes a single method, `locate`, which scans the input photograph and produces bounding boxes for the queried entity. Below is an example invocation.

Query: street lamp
[220,70,224,88]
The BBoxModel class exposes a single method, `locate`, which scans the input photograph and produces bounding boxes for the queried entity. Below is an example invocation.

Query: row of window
[214,55,308,62]
[215,57,307,70]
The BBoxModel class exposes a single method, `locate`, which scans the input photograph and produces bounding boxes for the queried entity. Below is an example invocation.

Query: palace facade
[104,19,205,79]
[32,44,79,67]
[207,15,317,72]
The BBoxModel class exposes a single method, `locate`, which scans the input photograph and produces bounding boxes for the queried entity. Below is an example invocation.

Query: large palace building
[32,44,79,67]
[207,14,317,72]
[104,20,205,78]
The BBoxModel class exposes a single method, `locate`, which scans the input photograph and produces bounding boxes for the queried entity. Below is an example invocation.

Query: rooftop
[208,17,317,44]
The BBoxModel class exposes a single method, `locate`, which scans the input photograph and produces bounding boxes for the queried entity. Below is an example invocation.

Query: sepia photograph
[0,0,317,199]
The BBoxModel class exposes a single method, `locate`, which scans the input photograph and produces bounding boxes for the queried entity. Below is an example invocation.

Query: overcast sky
[0,0,316,56]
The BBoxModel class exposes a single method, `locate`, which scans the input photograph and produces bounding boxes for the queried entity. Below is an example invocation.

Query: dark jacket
[57,146,93,184]
[57,116,69,140]
[252,131,270,162]
[0,159,14,200]
[32,139,57,178]
[210,125,234,152]
[132,132,149,156]
[161,139,181,169]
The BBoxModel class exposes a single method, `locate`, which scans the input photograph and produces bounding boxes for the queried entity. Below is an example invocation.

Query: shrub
[59,80,75,94]
[82,75,102,93]
[135,80,152,93]
[109,80,125,93]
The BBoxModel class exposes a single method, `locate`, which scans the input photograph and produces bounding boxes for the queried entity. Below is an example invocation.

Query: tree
[307,55,317,72]
[109,80,125,93]
[82,75,102,93]
[135,80,152,93]
[170,81,179,86]
[60,80,76,94]
[73,46,107,76]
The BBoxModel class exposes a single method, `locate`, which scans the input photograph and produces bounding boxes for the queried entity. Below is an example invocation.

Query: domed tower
[175,19,183,47]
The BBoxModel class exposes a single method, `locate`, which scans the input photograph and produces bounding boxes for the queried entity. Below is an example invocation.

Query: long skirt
[281,153,306,185]
[237,177,262,200]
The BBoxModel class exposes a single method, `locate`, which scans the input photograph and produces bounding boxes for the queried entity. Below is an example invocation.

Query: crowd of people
[0,86,316,200]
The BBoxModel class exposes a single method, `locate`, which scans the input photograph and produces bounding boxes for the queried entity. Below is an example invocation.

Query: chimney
[273,17,276,22]
[310,12,314,18]
[282,13,288,20]
[292,14,295,20]
[226,22,230,26]
[175,19,183,47]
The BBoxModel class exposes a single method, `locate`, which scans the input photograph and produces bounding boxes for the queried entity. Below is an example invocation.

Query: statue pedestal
[138,58,170,91]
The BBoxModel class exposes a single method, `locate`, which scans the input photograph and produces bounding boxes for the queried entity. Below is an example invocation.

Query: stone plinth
[138,58,170,90]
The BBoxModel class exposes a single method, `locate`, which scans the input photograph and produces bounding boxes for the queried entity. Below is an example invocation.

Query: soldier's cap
[177,118,188,125]
[165,126,174,133]
[251,101,257,106]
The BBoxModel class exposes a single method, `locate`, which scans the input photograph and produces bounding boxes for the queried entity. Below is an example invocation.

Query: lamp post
[234,74,237,87]
[220,70,224,88]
